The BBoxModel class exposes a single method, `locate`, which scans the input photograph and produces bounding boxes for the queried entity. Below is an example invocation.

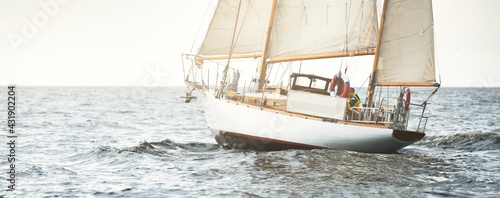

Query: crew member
[348,88,361,108]
[346,88,361,120]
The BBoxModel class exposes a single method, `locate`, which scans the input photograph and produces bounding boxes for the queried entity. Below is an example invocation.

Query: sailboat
[182,0,440,153]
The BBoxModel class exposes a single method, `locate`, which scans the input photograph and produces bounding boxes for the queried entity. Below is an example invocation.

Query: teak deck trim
[224,99,323,121]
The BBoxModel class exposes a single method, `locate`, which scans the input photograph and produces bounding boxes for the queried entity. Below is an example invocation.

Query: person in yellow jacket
[346,88,361,120]
[348,88,361,108]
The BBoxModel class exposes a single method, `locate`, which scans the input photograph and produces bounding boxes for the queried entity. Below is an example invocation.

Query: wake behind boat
[181,0,440,153]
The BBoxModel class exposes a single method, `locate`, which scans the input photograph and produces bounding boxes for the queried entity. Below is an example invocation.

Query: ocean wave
[117,110,134,114]
[95,146,122,157]
[126,141,171,156]
[67,140,219,162]
[418,132,500,151]
[62,146,125,166]
[126,139,220,156]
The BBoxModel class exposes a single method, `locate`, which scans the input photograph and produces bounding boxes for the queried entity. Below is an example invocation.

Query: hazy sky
[1,0,499,87]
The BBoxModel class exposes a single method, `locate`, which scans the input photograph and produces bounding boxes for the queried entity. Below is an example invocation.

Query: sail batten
[374,0,437,86]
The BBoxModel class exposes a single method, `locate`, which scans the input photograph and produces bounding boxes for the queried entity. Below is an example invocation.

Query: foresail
[267,0,378,62]
[198,0,272,58]
[375,0,438,86]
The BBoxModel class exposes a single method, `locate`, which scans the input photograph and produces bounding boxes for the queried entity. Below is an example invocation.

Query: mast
[257,0,278,91]
[367,0,388,108]
[218,0,243,98]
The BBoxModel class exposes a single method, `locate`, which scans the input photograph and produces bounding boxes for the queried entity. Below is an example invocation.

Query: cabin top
[289,73,332,96]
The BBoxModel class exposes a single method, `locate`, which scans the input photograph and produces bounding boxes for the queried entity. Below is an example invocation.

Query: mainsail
[374,0,438,86]
[268,0,379,62]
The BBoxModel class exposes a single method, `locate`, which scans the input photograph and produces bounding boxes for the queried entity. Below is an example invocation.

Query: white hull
[198,91,424,153]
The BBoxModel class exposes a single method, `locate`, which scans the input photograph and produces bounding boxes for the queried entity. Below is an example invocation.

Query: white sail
[198,0,272,57]
[375,0,437,86]
[267,0,379,61]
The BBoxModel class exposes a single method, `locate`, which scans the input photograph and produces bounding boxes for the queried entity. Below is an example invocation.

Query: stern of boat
[392,130,425,143]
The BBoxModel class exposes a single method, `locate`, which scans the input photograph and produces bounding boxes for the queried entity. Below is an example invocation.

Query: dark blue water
[0,87,499,197]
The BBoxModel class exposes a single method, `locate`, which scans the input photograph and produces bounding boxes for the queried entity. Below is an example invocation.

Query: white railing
[345,96,429,132]
[346,97,409,130]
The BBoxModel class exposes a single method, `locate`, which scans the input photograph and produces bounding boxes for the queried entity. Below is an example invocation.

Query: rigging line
[340,2,349,74]
[355,0,364,49]
[348,55,361,81]
[182,54,195,93]
[181,54,187,82]
[190,0,214,53]
[367,1,378,47]
[266,63,274,83]
[344,0,348,52]
[245,60,257,93]
[347,1,373,81]
[279,62,292,82]
[193,95,209,125]
[186,59,194,82]
[303,6,308,26]
[339,58,344,74]
[367,0,378,50]
[298,61,302,74]
[345,0,354,52]
[347,0,362,47]
[326,5,329,25]
[357,74,370,94]
[272,63,280,85]
[232,0,255,55]
[355,0,375,50]
[349,0,375,51]
[226,0,243,61]
[201,63,205,88]
[424,86,440,104]
[433,23,442,85]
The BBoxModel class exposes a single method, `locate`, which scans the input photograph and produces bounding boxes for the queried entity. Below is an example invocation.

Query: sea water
[0,87,498,197]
